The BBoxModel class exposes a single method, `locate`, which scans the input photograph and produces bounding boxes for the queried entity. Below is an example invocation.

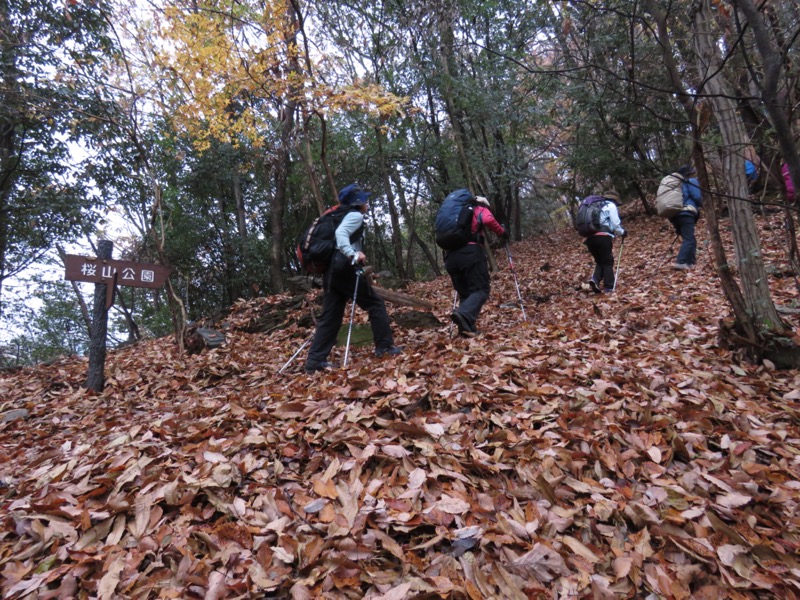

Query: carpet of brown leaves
[1,210,800,599]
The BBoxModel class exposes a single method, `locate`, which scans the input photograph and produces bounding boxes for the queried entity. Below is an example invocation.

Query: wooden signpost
[64,241,171,392]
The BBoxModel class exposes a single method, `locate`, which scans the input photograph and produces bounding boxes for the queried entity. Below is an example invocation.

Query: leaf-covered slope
[2,212,800,599]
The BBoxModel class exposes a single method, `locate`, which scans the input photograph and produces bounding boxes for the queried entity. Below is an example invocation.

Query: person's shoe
[304,361,336,374]
[603,288,614,295]
[375,346,403,358]
[588,279,602,294]
[450,311,474,336]
[672,262,690,271]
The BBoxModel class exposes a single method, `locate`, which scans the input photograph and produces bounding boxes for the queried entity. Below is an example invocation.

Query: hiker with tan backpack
[656,165,702,270]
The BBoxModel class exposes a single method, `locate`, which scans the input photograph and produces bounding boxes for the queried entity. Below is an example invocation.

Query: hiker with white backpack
[657,165,702,270]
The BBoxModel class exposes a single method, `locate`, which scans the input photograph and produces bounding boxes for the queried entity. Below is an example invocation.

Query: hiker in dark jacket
[671,165,702,271]
[304,184,401,373]
[446,196,507,337]
[586,190,626,294]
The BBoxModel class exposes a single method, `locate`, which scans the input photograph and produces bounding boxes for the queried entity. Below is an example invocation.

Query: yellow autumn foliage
[151,0,409,151]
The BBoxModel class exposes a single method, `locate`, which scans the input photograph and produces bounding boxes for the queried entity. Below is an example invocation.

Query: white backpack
[655,173,685,218]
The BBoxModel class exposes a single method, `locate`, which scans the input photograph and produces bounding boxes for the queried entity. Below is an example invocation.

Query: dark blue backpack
[575,195,608,237]
[434,189,477,251]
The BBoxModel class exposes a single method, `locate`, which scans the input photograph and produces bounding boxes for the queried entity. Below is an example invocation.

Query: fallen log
[360,266,436,310]
[372,284,436,310]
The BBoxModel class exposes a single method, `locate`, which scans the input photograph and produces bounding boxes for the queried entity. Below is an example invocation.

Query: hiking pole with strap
[343,268,362,368]
[278,336,312,374]
[504,239,528,321]
[613,238,625,291]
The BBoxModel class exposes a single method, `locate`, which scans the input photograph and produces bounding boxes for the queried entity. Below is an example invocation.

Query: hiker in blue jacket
[304,184,401,373]
[671,165,702,271]
[586,190,626,294]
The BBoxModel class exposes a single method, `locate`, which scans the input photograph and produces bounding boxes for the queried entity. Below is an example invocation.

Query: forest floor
[1,206,800,599]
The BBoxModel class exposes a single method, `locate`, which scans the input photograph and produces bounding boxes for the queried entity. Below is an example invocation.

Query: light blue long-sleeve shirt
[335,211,365,260]
[598,201,625,237]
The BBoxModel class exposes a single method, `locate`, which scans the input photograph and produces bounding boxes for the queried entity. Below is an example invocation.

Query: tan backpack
[655,173,685,218]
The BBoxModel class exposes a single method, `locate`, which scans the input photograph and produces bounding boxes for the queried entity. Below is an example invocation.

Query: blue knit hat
[338,183,371,206]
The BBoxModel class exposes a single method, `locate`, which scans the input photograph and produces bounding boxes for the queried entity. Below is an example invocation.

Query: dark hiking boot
[589,279,602,294]
[375,346,403,358]
[304,361,337,374]
[451,311,477,337]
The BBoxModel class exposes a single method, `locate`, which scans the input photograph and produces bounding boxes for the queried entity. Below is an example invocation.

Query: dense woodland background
[1,0,799,364]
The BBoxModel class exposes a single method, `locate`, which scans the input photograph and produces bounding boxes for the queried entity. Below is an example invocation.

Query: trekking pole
[448,290,458,337]
[343,268,362,368]
[613,238,625,291]
[662,233,680,266]
[278,336,312,374]
[504,239,528,321]
[668,233,680,253]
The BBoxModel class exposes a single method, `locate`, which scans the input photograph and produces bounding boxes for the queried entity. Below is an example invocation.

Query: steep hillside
[2,210,800,599]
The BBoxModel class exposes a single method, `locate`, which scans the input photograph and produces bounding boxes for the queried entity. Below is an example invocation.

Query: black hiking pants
[585,234,615,291]
[444,243,490,331]
[305,254,394,368]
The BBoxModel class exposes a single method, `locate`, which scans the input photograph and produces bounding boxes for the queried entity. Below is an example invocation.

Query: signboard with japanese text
[64,255,171,289]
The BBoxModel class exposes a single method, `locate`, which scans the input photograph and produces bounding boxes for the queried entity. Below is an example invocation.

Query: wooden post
[86,240,114,392]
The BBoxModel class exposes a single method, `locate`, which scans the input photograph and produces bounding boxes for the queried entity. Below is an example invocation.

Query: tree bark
[434,2,473,187]
[731,0,800,206]
[0,11,18,307]
[269,8,303,293]
[233,167,248,240]
[86,240,113,392]
[692,0,786,337]
[375,128,407,279]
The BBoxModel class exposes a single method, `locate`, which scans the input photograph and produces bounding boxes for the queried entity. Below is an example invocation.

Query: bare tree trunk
[150,182,187,351]
[644,0,799,365]
[692,0,785,336]
[730,0,800,276]
[57,245,92,334]
[434,2,473,187]
[296,125,326,215]
[268,8,304,293]
[289,1,335,211]
[732,0,800,206]
[233,167,248,240]
[645,0,751,330]
[86,240,113,392]
[375,128,407,279]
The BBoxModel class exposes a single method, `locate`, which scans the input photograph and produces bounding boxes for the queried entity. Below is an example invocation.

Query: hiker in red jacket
[446,196,507,337]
